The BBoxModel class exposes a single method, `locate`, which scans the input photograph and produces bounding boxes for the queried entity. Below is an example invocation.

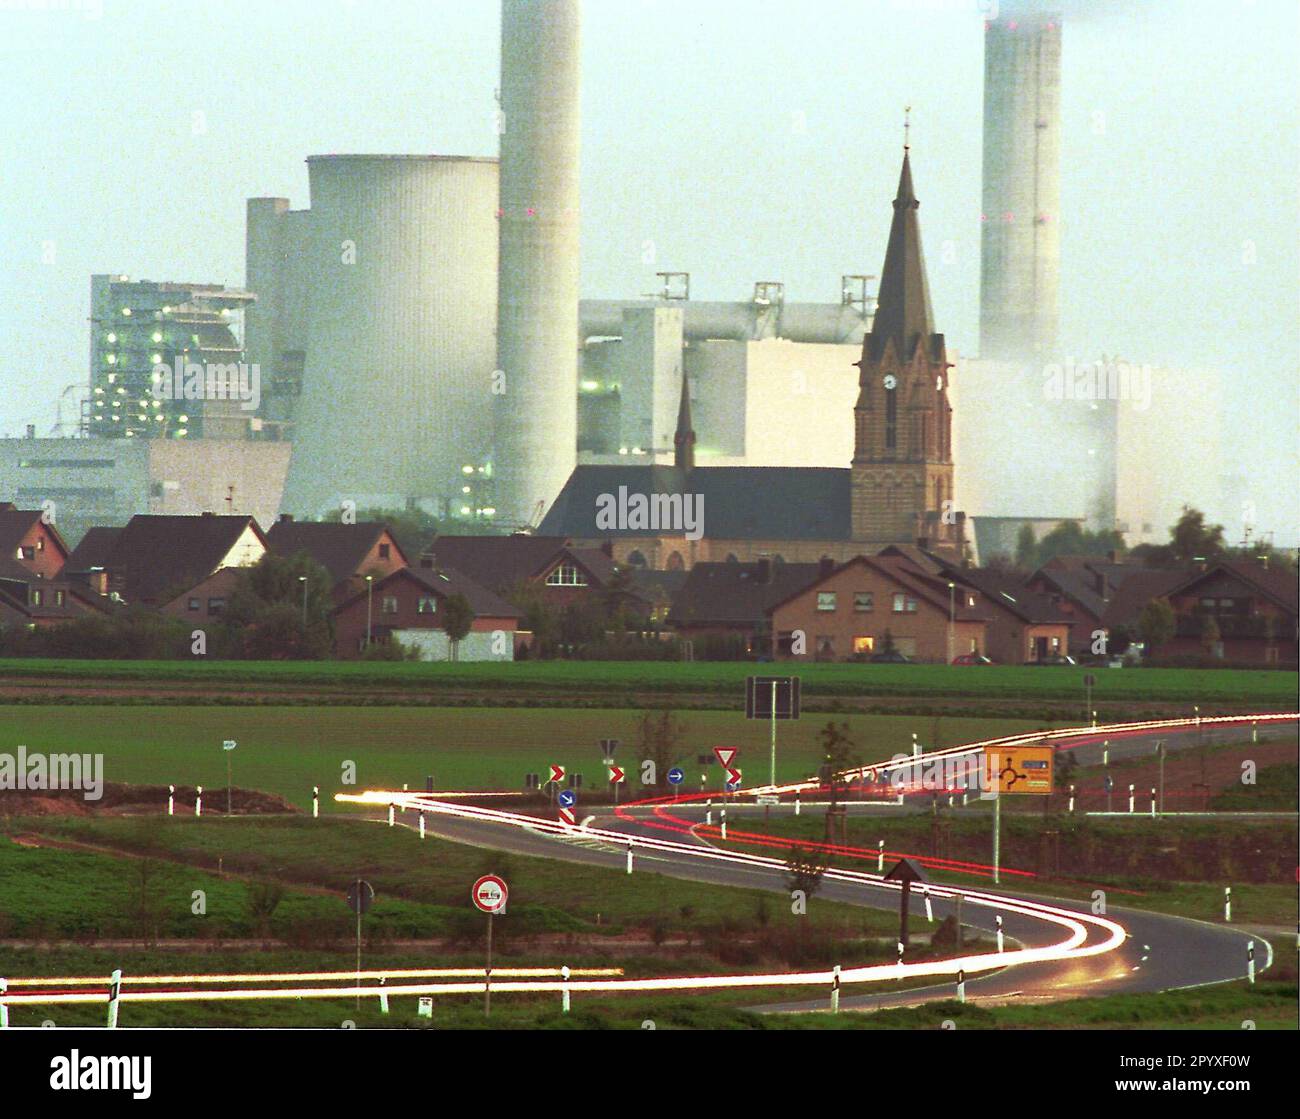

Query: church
[538,147,967,571]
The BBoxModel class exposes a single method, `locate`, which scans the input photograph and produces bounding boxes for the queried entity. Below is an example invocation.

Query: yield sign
[714,747,738,769]
[548,764,566,784]
[608,765,625,784]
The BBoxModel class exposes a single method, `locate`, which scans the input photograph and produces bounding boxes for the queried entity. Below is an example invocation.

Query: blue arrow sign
[558,789,577,808]
[667,767,684,785]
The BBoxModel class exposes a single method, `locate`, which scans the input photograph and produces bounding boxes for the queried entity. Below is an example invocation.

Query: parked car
[952,653,994,665]
[1030,654,1077,666]
[869,649,912,664]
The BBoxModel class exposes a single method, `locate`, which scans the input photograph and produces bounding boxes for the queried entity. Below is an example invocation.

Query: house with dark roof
[666,558,824,650]
[767,553,991,662]
[944,567,1075,664]
[1026,566,1111,655]
[332,563,521,660]
[266,516,408,602]
[63,513,267,606]
[0,505,108,630]
[538,149,967,571]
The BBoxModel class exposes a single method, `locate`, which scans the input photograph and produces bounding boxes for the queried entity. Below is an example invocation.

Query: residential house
[265,516,409,603]
[667,558,823,651]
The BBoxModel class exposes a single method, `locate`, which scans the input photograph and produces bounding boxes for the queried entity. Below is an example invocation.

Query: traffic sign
[222,739,237,751]
[558,806,577,826]
[756,795,779,806]
[599,738,620,759]
[558,789,577,808]
[745,676,801,720]
[984,745,1054,795]
[471,874,508,914]
[346,879,375,915]
[714,746,738,769]
[725,770,743,791]
[608,765,625,784]
[667,767,684,786]
[548,764,566,784]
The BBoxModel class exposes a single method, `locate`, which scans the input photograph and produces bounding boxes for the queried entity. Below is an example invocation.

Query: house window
[885,383,898,450]
[853,635,875,654]
[417,597,437,614]
[906,597,918,613]
[19,546,34,561]
[31,589,43,606]
[55,590,64,606]
[188,597,201,611]
[854,592,874,612]
[382,596,398,614]
[378,543,390,560]
[816,592,837,612]
[546,563,588,587]
[892,593,906,613]
[207,597,225,615]
[36,539,44,552]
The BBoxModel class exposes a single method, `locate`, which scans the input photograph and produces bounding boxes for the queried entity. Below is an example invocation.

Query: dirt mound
[0,782,297,817]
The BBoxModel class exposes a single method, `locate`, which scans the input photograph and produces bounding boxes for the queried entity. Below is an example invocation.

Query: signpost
[745,676,800,788]
[882,858,929,952]
[222,740,236,816]
[601,740,621,803]
[346,879,375,1008]
[713,746,742,789]
[667,767,684,799]
[983,745,1054,884]
[471,874,509,1016]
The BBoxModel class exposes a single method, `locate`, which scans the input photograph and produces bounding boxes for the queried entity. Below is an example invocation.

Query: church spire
[864,138,936,363]
[673,366,696,471]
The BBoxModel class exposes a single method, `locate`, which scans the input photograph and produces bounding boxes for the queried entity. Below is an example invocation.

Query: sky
[1,0,1296,539]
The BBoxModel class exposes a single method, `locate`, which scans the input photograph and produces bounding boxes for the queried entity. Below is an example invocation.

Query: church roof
[862,151,942,363]
[537,465,852,541]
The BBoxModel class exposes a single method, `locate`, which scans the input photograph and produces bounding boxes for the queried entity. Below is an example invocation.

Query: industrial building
[87,275,256,441]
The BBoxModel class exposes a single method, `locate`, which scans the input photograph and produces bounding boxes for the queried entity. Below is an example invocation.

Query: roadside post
[720,807,727,840]
[378,976,389,1015]
[1247,941,1256,984]
[387,803,395,827]
[561,964,571,1013]
[168,784,174,817]
[883,857,928,951]
[0,978,7,1029]
[471,874,508,1017]
[106,968,122,1029]
[1068,784,1075,813]
[1224,886,1232,922]
[1128,783,1135,814]
[831,964,841,1013]
[222,740,236,815]
[418,812,426,839]
[745,675,800,788]
[922,883,934,923]
[312,785,319,819]
[195,785,202,817]
[346,879,375,1010]
[956,968,966,1004]
[626,839,633,875]
[877,839,884,872]
[996,914,1004,953]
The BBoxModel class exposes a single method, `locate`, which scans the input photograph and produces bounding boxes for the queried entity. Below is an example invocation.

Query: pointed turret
[673,367,696,471]
[863,151,937,363]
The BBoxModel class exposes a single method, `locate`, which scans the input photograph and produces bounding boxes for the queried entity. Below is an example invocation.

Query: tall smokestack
[494,0,582,527]
[978,10,1062,361]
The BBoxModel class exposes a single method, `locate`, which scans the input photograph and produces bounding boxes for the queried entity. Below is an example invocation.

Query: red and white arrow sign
[558,806,577,826]
[608,765,625,784]
[549,764,566,784]
[726,767,743,787]
[714,747,738,769]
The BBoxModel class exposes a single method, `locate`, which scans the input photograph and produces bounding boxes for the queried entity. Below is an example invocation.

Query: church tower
[850,140,957,548]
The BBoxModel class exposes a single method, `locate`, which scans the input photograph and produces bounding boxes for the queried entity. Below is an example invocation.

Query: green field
[0,705,1058,805]
[1,657,1293,711]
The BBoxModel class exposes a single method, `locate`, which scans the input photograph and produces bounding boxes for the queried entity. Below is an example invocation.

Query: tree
[632,710,688,791]
[786,845,829,902]
[1137,596,1175,652]
[1014,524,1038,569]
[440,593,475,661]
[817,720,859,812]
[245,882,284,946]
[225,552,334,659]
[1170,506,1225,563]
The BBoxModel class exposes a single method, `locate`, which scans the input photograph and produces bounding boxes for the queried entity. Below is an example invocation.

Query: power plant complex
[0,2,1236,556]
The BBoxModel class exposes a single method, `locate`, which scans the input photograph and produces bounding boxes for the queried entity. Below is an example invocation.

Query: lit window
[853,592,873,612]
[382,596,398,614]
[545,563,588,587]
[207,598,225,615]
[417,597,437,614]
[906,597,918,613]
[892,593,906,613]
[853,636,875,654]
[816,592,837,612]
[188,598,201,611]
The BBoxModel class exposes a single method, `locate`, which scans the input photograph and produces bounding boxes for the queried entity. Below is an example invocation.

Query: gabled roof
[1096,568,1187,630]
[1162,560,1298,615]
[1030,567,1109,619]
[266,520,408,585]
[948,568,1075,626]
[336,563,521,620]
[669,561,823,627]
[538,465,853,541]
[0,507,70,564]
[421,535,585,595]
[64,515,266,604]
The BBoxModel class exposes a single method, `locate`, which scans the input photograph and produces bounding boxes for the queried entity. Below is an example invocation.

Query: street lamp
[298,575,308,630]
[365,575,374,649]
[947,581,955,664]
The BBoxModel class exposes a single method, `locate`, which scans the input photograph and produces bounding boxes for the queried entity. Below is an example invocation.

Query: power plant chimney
[978,10,1062,361]
[493,0,582,527]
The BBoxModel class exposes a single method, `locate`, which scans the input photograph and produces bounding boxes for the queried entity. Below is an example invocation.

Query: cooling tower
[494,0,582,527]
[979,11,1062,361]
[278,154,499,517]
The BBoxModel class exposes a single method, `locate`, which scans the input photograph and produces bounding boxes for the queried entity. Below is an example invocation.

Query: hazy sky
[2,0,1296,537]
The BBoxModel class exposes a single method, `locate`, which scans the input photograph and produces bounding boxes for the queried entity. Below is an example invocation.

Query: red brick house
[0,505,106,629]
[266,517,408,603]
[0,504,71,580]
[158,567,245,622]
[333,564,521,660]
[942,568,1074,664]
[767,554,989,662]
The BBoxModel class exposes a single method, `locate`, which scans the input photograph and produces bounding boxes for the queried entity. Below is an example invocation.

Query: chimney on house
[420,552,435,570]
[279,513,294,523]
[818,556,835,578]
[756,556,772,584]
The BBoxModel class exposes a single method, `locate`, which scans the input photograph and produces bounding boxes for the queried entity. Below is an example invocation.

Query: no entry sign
[471,874,509,914]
